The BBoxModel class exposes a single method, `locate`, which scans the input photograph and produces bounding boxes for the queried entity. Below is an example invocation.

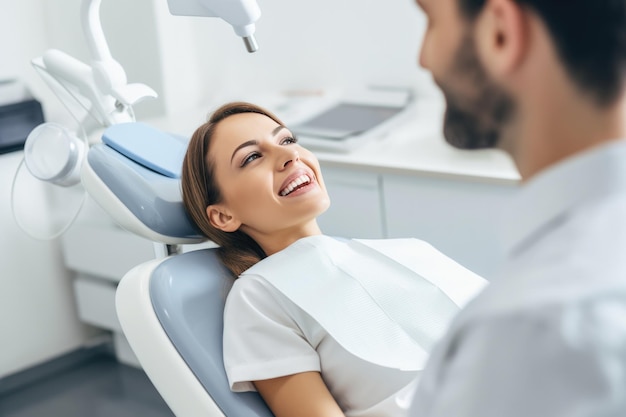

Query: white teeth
[280,174,311,196]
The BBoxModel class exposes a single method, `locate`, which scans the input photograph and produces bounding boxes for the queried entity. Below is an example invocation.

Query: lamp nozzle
[243,35,258,53]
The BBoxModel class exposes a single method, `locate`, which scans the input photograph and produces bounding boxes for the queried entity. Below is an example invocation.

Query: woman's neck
[247,221,323,256]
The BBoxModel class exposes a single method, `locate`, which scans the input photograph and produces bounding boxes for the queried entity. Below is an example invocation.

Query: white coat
[410,140,626,417]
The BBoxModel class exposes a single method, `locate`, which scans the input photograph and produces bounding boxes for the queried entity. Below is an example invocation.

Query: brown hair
[181,102,286,277]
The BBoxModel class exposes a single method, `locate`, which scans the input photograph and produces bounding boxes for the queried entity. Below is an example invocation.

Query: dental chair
[83,122,274,416]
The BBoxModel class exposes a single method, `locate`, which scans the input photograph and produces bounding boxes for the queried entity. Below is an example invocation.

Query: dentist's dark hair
[458,0,626,106]
[181,102,284,277]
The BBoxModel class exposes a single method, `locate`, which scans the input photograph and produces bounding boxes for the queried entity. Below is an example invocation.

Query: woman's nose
[278,148,300,170]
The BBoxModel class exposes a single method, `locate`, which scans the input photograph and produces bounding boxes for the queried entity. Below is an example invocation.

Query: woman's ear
[206,204,241,232]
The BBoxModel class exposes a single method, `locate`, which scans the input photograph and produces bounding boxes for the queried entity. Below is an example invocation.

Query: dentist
[410,0,626,416]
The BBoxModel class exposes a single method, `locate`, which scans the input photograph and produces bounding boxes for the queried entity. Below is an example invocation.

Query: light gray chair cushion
[150,249,275,417]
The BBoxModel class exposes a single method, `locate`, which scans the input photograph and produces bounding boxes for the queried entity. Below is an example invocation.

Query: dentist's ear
[206,204,241,232]
[478,0,529,77]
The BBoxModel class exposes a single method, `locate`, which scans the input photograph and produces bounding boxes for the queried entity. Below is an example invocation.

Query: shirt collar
[499,139,626,257]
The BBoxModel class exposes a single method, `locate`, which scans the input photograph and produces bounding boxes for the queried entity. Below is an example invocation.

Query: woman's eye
[241,152,261,167]
[281,136,298,145]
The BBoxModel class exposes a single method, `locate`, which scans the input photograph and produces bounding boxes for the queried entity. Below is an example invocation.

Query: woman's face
[207,112,330,251]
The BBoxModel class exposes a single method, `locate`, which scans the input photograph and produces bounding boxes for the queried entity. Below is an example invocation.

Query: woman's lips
[280,173,313,196]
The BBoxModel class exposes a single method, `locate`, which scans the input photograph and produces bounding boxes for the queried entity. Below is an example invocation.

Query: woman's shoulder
[228,274,277,302]
[225,273,320,337]
[226,274,302,317]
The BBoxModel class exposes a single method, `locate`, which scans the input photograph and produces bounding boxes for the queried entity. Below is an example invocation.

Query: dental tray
[102,122,187,178]
[292,102,405,141]
[285,87,415,153]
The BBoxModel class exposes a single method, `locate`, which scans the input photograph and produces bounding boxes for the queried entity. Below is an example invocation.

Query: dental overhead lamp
[10,0,261,240]
[168,0,261,53]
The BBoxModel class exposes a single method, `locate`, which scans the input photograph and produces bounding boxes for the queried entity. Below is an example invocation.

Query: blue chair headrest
[83,122,205,244]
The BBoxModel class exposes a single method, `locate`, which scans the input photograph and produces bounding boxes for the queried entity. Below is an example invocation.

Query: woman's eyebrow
[231,140,258,162]
[272,125,286,136]
[230,126,288,162]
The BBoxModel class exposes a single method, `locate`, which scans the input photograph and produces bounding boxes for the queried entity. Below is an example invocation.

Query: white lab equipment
[10,0,261,240]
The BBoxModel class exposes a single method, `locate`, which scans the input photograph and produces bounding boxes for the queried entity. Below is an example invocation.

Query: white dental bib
[241,235,488,371]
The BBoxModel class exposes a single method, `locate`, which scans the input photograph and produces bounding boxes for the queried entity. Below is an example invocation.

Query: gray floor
[0,353,174,417]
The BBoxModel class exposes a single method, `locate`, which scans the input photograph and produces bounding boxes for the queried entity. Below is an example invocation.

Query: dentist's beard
[440,33,515,150]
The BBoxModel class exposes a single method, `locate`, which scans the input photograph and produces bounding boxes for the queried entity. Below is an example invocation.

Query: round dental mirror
[24,123,85,186]
[11,123,89,240]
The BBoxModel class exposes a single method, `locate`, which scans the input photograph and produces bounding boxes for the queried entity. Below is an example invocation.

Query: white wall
[0,154,92,378]
[149,0,430,115]
[0,0,93,378]
[0,0,429,377]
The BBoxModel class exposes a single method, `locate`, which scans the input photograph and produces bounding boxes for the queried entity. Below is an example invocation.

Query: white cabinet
[315,163,519,279]
[61,203,157,366]
[383,173,519,278]
[62,222,156,284]
[317,165,385,238]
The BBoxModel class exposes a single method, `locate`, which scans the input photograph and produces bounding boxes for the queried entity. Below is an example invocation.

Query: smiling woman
[206,108,329,257]
[181,102,330,274]
[180,102,487,417]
